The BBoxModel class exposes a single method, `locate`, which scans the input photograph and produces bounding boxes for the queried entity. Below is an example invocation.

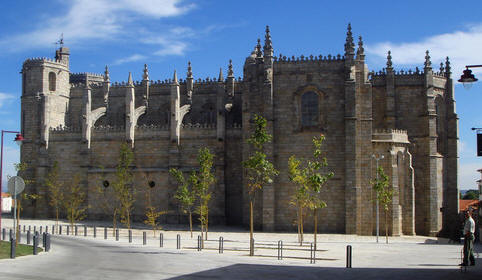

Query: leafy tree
[192,147,216,243]
[288,156,309,245]
[144,187,166,237]
[112,142,135,229]
[45,161,63,227]
[242,114,278,256]
[372,166,392,244]
[170,168,196,238]
[63,174,87,228]
[288,136,333,250]
[462,190,479,200]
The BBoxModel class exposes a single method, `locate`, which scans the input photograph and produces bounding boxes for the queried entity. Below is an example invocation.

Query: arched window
[48,72,56,91]
[301,91,319,127]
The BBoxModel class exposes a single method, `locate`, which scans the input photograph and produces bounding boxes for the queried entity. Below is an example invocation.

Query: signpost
[8,176,25,243]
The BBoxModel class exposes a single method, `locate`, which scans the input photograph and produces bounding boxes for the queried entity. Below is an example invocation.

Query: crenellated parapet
[372,128,409,144]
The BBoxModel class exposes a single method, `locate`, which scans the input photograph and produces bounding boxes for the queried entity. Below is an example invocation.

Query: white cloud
[0,0,194,52]
[0,93,14,108]
[459,162,482,190]
[112,54,147,65]
[366,23,482,76]
[154,41,187,56]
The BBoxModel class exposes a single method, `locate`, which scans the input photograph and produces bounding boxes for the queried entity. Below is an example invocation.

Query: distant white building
[1,193,11,213]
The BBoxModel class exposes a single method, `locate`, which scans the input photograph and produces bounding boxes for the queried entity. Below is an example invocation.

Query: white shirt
[464,216,475,235]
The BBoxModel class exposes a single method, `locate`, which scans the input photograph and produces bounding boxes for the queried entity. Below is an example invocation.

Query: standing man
[460,210,475,266]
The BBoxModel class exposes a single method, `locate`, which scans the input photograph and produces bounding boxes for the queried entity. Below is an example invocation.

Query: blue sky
[0,0,481,190]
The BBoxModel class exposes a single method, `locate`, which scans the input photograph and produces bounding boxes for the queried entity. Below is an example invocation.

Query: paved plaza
[0,218,480,279]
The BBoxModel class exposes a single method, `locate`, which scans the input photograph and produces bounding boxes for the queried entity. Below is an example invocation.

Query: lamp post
[0,131,24,231]
[372,154,384,243]
[458,65,481,89]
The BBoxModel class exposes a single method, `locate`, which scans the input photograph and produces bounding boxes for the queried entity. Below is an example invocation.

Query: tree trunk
[205,208,208,241]
[200,206,204,248]
[300,209,304,243]
[385,210,388,244]
[314,208,318,251]
[250,200,254,256]
[113,209,117,237]
[189,211,193,238]
[297,205,301,245]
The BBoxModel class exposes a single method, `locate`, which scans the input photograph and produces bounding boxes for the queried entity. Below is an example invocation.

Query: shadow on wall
[166,263,476,280]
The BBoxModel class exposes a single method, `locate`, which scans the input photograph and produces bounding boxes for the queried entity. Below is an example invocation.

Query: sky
[0,0,481,191]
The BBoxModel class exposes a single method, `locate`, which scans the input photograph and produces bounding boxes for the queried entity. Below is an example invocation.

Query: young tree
[112,142,135,229]
[45,161,63,227]
[63,174,87,228]
[288,136,334,250]
[144,187,166,237]
[242,114,278,256]
[170,168,196,238]
[192,147,215,243]
[288,156,309,245]
[372,166,392,244]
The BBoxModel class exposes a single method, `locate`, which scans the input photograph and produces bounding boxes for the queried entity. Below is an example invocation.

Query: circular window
[103,180,110,188]
[148,181,155,188]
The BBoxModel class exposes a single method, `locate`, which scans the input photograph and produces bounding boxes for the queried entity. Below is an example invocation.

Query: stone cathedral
[20,24,459,236]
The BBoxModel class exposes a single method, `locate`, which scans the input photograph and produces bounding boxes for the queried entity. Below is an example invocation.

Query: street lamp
[372,154,384,243]
[0,131,24,231]
[458,65,481,89]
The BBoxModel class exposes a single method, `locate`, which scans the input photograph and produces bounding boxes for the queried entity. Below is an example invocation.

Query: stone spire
[424,50,432,69]
[127,72,133,87]
[218,68,224,82]
[187,61,193,79]
[173,70,178,84]
[445,56,451,77]
[386,50,393,72]
[104,65,110,82]
[228,59,234,77]
[344,23,355,59]
[255,38,263,59]
[142,64,149,81]
[356,35,365,60]
[263,25,273,58]
[439,62,445,74]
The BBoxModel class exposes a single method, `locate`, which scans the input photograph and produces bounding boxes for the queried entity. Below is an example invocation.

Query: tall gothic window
[48,72,56,92]
[301,91,319,127]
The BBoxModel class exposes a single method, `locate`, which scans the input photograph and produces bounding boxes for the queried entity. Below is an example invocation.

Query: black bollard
[33,234,38,255]
[52,225,55,235]
[197,235,201,251]
[9,229,12,241]
[128,230,132,243]
[18,230,21,243]
[75,225,78,236]
[34,226,36,233]
[176,234,181,249]
[23,225,25,233]
[160,233,163,248]
[10,238,15,259]
[42,232,46,248]
[27,230,31,245]
[278,240,283,260]
[93,226,96,238]
[59,225,62,235]
[67,225,70,236]
[346,245,352,268]
[104,227,107,239]
[29,225,31,232]
[84,225,87,237]
[40,226,43,234]
[116,228,119,241]
[46,226,48,234]
[143,232,146,245]
[219,237,224,254]
[2,228,5,241]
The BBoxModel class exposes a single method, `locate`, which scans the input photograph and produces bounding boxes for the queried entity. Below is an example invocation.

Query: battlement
[50,125,81,133]
[23,57,68,68]
[181,123,216,129]
[274,53,344,63]
[372,129,409,144]
[136,124,169,131]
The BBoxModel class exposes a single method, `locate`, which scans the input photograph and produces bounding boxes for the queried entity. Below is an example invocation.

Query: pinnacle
[143,64,149,80]
[228,59,234,77]
[187,61,193,78]
[256,38,263,58]
[127,72,133,86]
[386,50,393,70]
[356,35,364,58]
[218,67,224,82]
[173,70,178,84]
[424,50,431,68]
[344,23,355,56]
[104,65,110,82]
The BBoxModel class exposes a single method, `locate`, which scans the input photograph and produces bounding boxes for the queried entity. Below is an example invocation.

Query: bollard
[197,235,201,251]
[10,238,15,259]
[346,245,352,268]
[52,225,55,235]
[33,234,38,255]
[176,234,181,249]
[93,226,96,238]
[42,232,46,248]
[27,230,31,245]
[46,234,51,252]
[278,240,283,260]
[84,225,87,237]
[75,226,78,236]
[59,225,62,235]
[23,225,25,233]
[2,228,5,241]
[34,226,36,233]
[160,233,163,248]
[29,225,31,232]
[116,229,119,241]
[46,226,48,234]
[67,225,70,236]
[219,237,224,254]
[128,230,132,243]
[143,232,146,245]
[104,227,107,239]
[40,226,43,234]
[18,230,21,243]
[249,238,254,256]
[9,229,12,241]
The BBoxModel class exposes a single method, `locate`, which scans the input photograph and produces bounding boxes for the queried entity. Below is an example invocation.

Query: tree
[372,166,392,244]
[242,114,279,256]
[144,187,166,237]
[462,190,479,200]
[288,156,309,245]
[170,168,196,238]
[112,142,135,229]
[288,135,333,250]
[192,147,216,243]
[63,174,87,228]
[45,161,63,227]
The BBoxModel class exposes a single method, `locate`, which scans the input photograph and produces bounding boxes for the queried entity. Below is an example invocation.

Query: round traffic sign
[8,176,25,197]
